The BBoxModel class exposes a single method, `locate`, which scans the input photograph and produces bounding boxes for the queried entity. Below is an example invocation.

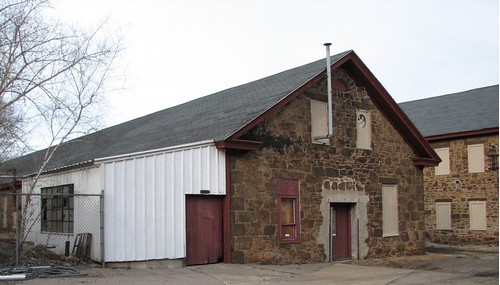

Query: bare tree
[0,0,121,164]
[0,0,121,253]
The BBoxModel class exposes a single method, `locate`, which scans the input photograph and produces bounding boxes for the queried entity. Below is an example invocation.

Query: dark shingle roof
[399,85,499,137]
[2,51,351,177]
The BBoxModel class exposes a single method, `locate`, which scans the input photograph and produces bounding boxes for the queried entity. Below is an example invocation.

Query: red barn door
[185,195,223,266]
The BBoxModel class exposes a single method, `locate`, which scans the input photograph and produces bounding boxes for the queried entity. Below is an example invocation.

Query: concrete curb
[426,243,499,254]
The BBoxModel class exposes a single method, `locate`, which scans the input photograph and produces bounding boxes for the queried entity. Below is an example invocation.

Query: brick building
[400,85,499,246]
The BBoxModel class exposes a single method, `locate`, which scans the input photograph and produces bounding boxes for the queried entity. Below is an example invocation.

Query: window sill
[40,231,74,236]
[382,233,399,238]
[312,141,330,146]
[278,239,301,244]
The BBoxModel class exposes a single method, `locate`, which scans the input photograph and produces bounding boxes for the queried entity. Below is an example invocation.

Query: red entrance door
[331,203,352,260]
[185,195,223,266]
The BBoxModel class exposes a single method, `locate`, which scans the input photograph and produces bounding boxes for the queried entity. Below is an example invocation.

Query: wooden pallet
[72,233,92,260]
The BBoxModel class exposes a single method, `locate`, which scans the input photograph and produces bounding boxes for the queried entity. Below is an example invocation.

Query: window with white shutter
[382,184,399,237]
[310,100,329,145]
[435,148,450,175]
[356,109,371,149]
[468,144,485,173]
[469,201,487,230]
[436,202,451,230]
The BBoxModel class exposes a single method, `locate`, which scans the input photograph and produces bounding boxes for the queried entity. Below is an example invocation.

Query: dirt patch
[0,241,92,267]
[348,253,451,270]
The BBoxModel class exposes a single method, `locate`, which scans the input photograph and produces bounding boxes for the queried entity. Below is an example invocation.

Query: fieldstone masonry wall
[424,135,499,245]
[229,70,426,264]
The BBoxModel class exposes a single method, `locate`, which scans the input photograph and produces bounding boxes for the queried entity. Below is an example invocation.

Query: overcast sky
[52,0,499,127]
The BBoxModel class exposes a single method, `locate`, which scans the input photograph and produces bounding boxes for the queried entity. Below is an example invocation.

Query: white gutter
[94,139,216,163]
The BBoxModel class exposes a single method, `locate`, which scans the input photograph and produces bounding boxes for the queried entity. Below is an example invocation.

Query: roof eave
[426,128,499,142]
[344,52,441,166]
[215,139,262,151]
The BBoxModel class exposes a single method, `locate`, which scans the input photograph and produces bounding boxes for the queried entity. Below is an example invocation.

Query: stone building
[1,50,439,266]
[219,51,441,264]
[400,85,499,246]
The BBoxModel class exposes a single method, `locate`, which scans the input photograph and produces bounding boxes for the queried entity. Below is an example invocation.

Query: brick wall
[425,135,499,245]
[229,72,426,264]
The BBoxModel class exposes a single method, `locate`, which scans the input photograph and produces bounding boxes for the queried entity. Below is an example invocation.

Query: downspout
[223,151,231,263]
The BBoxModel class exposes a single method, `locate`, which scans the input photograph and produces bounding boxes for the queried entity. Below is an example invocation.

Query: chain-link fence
[0,192,103,267]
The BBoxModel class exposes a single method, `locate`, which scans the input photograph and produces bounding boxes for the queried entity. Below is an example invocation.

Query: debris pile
[0,241,88,267]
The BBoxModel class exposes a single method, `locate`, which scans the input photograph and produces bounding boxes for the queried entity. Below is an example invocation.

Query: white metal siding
[102,143,225,262]
[22,167,102,261]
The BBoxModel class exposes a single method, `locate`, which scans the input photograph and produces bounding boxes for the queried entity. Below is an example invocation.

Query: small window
[356,109,371,149]
[434,148,450,175]
[382,184,399,237]
[41,184,74,233]
[469,201,487,230]
[436,202,451,230]
[310,100,329,145]
[277,179,300,243]
[468,144,485,173]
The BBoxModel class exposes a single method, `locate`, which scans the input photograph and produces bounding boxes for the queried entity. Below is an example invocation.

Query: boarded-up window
[310,100,329,145]
[435,148,450,175]
[356,109,371,149]
[277,179,300,243]
[468,144,485,173]
[436,202,451,230]
[382,184,399,237]
[469,201,487,230]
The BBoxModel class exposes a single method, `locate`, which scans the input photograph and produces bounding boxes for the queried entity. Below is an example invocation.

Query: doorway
[185,195,223,266]
[330,203,352,261]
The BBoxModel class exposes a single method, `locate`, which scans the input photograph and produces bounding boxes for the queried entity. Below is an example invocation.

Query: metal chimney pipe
[324,43,333,138]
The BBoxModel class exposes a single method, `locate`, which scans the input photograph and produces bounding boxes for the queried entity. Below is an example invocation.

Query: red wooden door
[185,195,223,266]
[331,203,351,260]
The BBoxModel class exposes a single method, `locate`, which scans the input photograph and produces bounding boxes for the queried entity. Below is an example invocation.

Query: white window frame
[435,202,451,230]
[382,184,399,237]
[310,100,329,145]
[356,109,372,150]
[434,147,450,175]
[469,201,487,231]
[468,144,485,173]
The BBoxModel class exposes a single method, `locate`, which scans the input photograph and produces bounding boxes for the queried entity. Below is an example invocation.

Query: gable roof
[2,50,440,177]
[399,85,499,141]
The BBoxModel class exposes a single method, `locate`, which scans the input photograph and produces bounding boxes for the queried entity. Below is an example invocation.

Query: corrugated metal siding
[102,143,225,262]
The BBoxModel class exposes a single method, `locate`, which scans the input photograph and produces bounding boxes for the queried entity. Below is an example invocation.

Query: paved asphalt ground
[8,246,499,284]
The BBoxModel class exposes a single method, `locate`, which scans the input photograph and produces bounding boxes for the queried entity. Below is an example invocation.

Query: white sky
[52,0,499,127]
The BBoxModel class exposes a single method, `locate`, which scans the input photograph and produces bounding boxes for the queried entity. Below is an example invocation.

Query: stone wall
[229,72,426,264]
[424,135,499,245]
